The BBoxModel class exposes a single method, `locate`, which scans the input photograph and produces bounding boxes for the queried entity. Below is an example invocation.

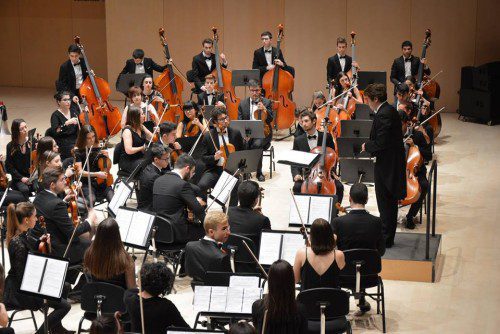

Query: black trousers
[248,135,272,176]
[374,173,399,246]
[293,179,344,204]
[36,298,71,334]
[407,173,429,220]
[198,168,239,207]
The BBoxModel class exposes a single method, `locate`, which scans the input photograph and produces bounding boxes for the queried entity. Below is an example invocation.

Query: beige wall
[2,1,499,113]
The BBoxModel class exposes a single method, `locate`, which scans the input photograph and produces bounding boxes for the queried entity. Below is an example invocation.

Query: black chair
[339,249,386,333]
[6,305,38,331]
[225,234,259,274]
[77,282,127,334]
[154,215,186,278]
[297,288,352,334]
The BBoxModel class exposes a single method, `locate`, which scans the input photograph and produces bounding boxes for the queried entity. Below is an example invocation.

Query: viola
[75,36,122,140]
[252,99,271,137]
[262,24,296,131]
[211,27,240,120]
[207,128,235,168]
[37,216,51,254]
[96,151,114,188]
[155,28,184,124]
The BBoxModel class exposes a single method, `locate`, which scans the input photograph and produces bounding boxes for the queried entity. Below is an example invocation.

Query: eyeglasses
[217,116,229,122]
[250,89,260,93]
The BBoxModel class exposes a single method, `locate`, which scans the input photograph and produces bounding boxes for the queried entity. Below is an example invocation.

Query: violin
[169,144,183,166]
[211,27,240,120]
[262,24,296,131]
[252,99,271,137]
[37,216,51,254]
[96,150,113,188]
[183,109,205,137]
[29,133,41,176]
[315,91,340,138]
[207,126,235,168]
[75,36,122,140]
[0,157,8,191]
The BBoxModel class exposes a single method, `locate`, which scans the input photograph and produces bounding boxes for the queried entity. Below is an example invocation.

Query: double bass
[211,27,240,120]
[75,36,122,141]
[155,28,184,124]
[262,24,296,131]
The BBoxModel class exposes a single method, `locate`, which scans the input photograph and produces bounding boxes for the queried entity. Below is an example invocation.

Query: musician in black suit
[326,37,359,85]
[137,144,170,211]
[117,49,166,83]
[198,107,245,206]
[197,74,225,107]
[237,80,273,181]
[185,211,231,282]
[32,166,98,264]
[332,182,385,314]
[291,110,344,204]
[191,38,228,93]
[390,40,430,95]
[252,31,294,81]
[56,44,88,105]
[152,154,206,243]
[361,84,406,248]
[228,180,271,251]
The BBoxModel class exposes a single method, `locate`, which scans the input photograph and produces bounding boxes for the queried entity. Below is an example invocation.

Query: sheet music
[108,182,132,215]
[229,275,260,288]
[209,171,238,205]
[277,150,319,167]
[289,195,310,226]
[208,286,228,312]
[258,232,282,265]
[281,233,306,265]
[126,211,153,247]
[193,286,211,312]
[39,258,68,298]
[225,287,244,313]
[242,288,262,314]
[115,208,133,242]
[308,196,333,224]
[20,255,45,294]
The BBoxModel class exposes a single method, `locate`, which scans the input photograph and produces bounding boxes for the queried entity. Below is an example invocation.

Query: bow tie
[204,56,212,60]
[339,55,346,59]
[216,242,224,250]
[307,135,317,140]
[73,62,80,67]
[136,62,143,66]
[264,49,272,53]
[207,93,214,96]
[404,58,412,62]
[219,131,228,135]
[251,100,259,105]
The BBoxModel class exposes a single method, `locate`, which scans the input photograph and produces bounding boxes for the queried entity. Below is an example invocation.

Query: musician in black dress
[390,40,430,95]
[190,38,228,93]
[50,91,80,161]
[326,37,359,85]
[176,101,208,139]
[252,31,294,81]
[197,74,225,107]
[141,74,164,105]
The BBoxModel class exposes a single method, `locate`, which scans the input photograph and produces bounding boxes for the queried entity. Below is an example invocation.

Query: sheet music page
[225,287,244,313]
[108,182,132,215]
[20,254,45,294]
[281,233,306,265]
[289,195,310,226]
[278,150,319,166]
[258,232,282,266]
[126,211,153,247]
[208,286,228,312]
[229,275,260,288]
[308,196,333,224]
[209,171,238,205]
[242,288,262,314]
[193,286,211,312]
[40,258,68,298]
[115,208,133,242]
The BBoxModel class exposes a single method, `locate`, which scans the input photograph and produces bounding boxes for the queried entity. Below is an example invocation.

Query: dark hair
[261,31,272,39]
[159,122,176,137]
[6,202,36,246]
[132,48,144,59]
[36,136,57,158]
[202,38,213,46]
[205,74,216,83]
[75,125,98,150]
[405,75,416,85]
[336,37,347,45]
[89,315,118,334]
[10,118,26,145]
[300,110,317,122]
[140,74,155,91]
[140,262,174,296]
[38,150,61,176]
[399,109,410,122]
[364,83,387,103]
[402,40,413,48]
[54,91,71,102]
[333,71,349,93]
[41,166,64,189]
[237,181,260,208]
[248,79,260,88]
[211,106,227,124]
[174,153,196,169]
[125,106,142,130]
[265,260,297,319]
[396,83,410,95]
[127,86,142,99]
[310,218,335,255]
[295,106,308,118]
[150,143,169,161]
[229,321,256,334]
[349,183,368,205]
[67,44,80,54]
[182,100,198,112]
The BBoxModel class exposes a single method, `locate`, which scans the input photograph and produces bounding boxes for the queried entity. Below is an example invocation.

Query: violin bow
[317,85,357,109]
[146,103,172,148]
[188,117,212,156]
[421,70,443,89]
[290,189,310,244]
[403,107,445,143]
[242,240,268,279]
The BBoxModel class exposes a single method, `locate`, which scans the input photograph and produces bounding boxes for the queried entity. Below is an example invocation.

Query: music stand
[339,158,375,184]
[225,149,263,176]
[355,103,374,120]
[358,71,387,90]
[176,136,197,155]
[336,138,371,158]
[116,73,147,96]
[340,120,372,137]
[230,120,265,139]
[232,69,261,100]
[202,105,215,121]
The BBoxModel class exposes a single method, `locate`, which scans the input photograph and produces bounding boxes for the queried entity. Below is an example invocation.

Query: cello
[75,36,122,140]
[211,27,240,120]
[399,142,423,206]
[155,28,184,124]
[262,24,296,131]
[315,90,340,138]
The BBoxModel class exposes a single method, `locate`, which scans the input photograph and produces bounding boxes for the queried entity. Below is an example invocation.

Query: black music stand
[340,120,372,137]
[230,120,265,139]
[225,149,263,178]
[358,71,387,90]
[336,138,371,158]
[176,136,197,155]
[232,70,260,100]
[202,105,215,121]
[339,158,375,184]
[116,73,147,96]
[355,103,374,120]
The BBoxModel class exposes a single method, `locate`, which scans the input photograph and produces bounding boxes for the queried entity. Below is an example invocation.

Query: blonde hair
[203,211,228,233]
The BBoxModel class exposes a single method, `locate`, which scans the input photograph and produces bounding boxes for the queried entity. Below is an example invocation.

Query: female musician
[175,101,207,138]
[36,136,59,160]
[37,151,74,192]
[311,91,327,112]
[332,71,363,117]
[121,86,159,129]
[5,119,34,199]
[141,74,164,104]
[4,202,72,334]
[119,106,154,175]
[50,91,80,161]
[74,125,115,205]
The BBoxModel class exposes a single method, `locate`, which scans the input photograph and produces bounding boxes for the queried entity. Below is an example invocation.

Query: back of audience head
[349,182,368,206]
[229,320,256,334]
[140,262,174,297]
[89,314,120,334]
[237,180,260,208]
[310,218,335,255]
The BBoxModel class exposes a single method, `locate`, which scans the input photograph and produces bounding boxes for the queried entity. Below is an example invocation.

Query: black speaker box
[458,89,498,123]
[461,66,474,90]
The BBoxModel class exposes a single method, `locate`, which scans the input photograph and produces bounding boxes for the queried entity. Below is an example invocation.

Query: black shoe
[386,240,394,248]
[257,174,265,182]
[405,217,416,230]
[355,301,371,316]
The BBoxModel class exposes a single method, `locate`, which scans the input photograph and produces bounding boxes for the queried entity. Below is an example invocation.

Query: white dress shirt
[73,62,83,89]
[307,130,319,150]
[264,48,273,66]
[249,98,260,120]
[404,56,412,78]
[135,62,145,74]
[203,52,212,69]
[338,53,346,72]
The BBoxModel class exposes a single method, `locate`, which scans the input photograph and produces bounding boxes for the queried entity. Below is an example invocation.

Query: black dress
[300,249,341,291]
[50,109,79,161]
[118,126,146,174]
[90,273,128,290]
[74,148,113,204]
[5,141,33,199]
[252,298,308,334]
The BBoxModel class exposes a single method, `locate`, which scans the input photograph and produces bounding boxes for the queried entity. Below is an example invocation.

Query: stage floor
[1,86,499,333]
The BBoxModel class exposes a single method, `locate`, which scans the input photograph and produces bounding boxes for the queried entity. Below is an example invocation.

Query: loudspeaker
[458,89,498,123]
[473,61,500,92]
[461,66,474,90]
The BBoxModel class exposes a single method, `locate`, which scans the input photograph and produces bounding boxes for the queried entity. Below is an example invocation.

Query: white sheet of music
[115,208,133,242]
[108,182,132,215]
[20,255,45,294]
[229,275,260,288]
[209,286,228,312]
[281,233,306,266]
[289,195,310,226]
[209,171,238,205]
[126,211,153,247]
[308,196,333,224]
[277,150,319,167]
[242,288,262,314]
[225,287,244,313]
[193,286,211,312]
[258,232,282,265]
[39,258,68,298]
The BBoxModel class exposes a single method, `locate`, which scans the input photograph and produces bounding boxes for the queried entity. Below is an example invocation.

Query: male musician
[191,38,228,93]
[56,44,88,103]
[237,80,273,181]
[291,110,344,203]
[361,84,406,248]
[185,211,231,283]
[390,41,430,95]
[152,154,205,243]
[137,144,170,211]
[197,74,225,107]
[252,31,294,81]
[228,180,271,251]
[332,183,385,314]
[117,49,166,78]
[198,106,245,206]
[326,37,359,84]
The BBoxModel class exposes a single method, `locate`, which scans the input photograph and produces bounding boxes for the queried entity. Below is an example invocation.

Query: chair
[153,215,186,278]
[77,282,127,334]
[6,305,38,331]
[262,145,275,178]
[339,249,386,333]
[225,234,259,274]
[297,288,351,334]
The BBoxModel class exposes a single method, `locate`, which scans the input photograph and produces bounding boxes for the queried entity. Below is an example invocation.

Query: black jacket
[252,47,290,80]
[152,172,205,242]
[56,58,88,97]
[138,163,164,211]
[118,58,166,77]
[291,131,335,178]
[185,238,231,282]
[191,52,227,91]
[227,206,271,251]
[197,91,225,106]
[331,209,385,256]
[237,97,274,124]
[390,55,431,94]
[201,127,245,172]
[326,54,352,84]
